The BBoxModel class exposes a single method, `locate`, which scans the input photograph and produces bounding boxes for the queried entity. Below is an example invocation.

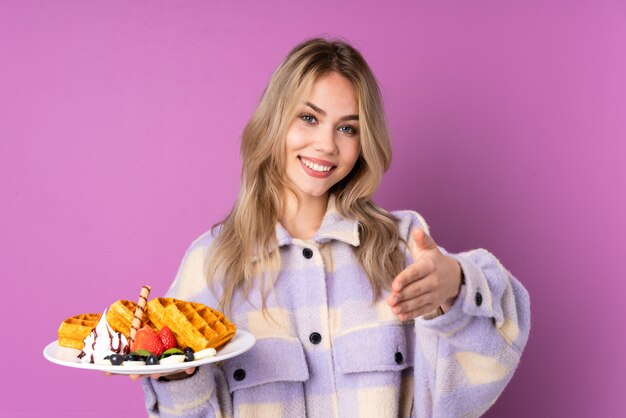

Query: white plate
[43,330,256,375]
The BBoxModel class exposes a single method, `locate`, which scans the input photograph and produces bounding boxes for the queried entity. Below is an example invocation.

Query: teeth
[301,158,332,172]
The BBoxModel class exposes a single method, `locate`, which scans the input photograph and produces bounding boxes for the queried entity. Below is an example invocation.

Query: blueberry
[109,354,123,365]
[124,353,141,362]
[184,349,195,362]
[146,354,159,365]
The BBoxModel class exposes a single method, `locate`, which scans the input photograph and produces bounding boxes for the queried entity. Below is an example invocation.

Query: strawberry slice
[159,326,178,351]
[132,326,165,356]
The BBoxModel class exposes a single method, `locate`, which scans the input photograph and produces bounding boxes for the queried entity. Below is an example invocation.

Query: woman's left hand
[387,228,463,320]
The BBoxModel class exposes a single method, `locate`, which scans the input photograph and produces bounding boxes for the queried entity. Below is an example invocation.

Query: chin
[294,183,332,199]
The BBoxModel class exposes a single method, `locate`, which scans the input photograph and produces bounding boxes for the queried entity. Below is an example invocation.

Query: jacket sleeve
[396,211,531,417]
[141,229,234,418]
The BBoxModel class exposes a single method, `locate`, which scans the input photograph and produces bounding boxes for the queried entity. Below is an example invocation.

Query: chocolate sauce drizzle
[77,323,129,363]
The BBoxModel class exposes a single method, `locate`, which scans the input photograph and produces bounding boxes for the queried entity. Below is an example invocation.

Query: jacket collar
[275,195,360,247]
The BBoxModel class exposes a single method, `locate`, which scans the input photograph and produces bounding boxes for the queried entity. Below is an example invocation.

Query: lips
[299,156,336,178]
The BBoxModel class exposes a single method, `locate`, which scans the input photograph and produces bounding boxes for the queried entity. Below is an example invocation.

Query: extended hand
[387,228,463,320]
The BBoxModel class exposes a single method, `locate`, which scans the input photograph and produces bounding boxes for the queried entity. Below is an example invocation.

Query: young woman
[140,38,531,418]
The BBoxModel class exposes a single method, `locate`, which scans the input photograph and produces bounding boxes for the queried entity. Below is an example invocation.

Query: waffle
[57,313,101,350]
[106,299,156,336]
[146,298,236,351]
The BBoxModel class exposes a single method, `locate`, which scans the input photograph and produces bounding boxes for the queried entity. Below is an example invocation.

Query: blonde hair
[207,38,405,313]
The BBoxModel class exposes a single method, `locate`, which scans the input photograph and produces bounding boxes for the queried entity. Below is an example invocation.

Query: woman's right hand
[104,367,196,381]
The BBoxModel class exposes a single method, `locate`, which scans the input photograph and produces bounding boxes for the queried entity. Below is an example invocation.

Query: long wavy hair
[206,38,406,314]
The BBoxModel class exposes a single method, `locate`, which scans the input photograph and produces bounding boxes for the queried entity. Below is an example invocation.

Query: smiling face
[283,72,361,202]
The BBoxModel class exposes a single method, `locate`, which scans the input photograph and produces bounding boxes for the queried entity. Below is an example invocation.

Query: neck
[279,191,329,240]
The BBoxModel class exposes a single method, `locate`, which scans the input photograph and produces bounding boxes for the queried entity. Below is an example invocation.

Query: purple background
[2,1,625,416]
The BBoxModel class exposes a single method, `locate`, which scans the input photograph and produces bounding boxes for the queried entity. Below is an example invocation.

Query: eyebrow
[305,101,359,122]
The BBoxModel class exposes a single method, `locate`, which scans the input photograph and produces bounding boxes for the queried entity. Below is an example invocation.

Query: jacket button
[233,369,246,381]
[302,248,313,259]
[475,292,483,307]
[309,332,322,344]
[395,352,404,364]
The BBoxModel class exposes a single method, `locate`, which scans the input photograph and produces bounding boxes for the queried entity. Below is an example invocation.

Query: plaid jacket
[142,199,530,417]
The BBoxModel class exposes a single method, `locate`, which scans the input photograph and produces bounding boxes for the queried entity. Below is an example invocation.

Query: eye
[300,113,317,124]
[338,125,357,135]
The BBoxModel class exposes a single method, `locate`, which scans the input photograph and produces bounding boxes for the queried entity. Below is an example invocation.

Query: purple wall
[2,1,625,416]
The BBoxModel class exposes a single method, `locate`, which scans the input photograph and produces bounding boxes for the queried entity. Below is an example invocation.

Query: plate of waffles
[46,286,255,375]
[43,329,256,375]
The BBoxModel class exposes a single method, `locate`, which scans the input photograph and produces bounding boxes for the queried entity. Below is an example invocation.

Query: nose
[313,127,338,155]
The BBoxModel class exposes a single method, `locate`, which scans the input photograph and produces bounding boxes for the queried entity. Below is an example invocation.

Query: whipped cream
[78,308,129,364]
